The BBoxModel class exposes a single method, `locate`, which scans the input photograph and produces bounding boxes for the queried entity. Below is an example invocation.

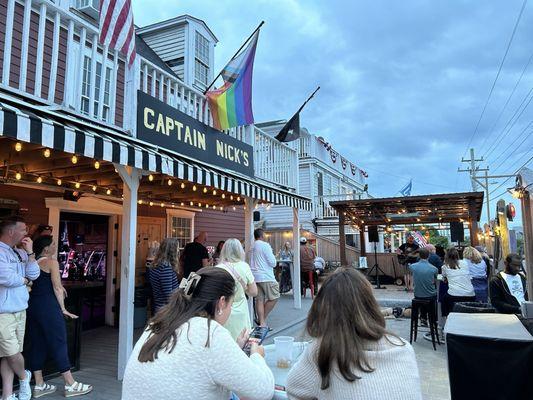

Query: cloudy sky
[133,0,532,226]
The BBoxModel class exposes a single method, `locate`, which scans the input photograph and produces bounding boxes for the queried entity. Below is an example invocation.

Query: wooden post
[292,208,301,309]
[521,191,533,297]
[360,225,367,257]
[115,165,140,380]
[244,197,257,322]
[469,201,479,247]
[339,210,347,266]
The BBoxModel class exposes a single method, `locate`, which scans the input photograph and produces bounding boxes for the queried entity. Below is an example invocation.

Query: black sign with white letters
[137,91,254,177]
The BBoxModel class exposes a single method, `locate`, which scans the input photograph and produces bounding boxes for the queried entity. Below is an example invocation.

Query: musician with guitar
[396,234,420,291]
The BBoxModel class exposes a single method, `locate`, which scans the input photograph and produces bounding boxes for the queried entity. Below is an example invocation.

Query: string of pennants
[319,138,368,178]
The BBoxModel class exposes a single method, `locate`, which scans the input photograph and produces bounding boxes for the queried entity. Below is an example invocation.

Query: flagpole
[295,86,321,114]
[204,21,265,94]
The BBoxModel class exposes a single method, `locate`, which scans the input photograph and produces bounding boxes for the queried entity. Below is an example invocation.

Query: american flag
[99,0,136,66]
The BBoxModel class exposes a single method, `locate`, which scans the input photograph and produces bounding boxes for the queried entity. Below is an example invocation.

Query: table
[264,342,308,400]
[444,313,533,400]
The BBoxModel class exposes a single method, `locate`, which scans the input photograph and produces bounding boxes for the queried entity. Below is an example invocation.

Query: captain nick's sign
[137,91,254,177]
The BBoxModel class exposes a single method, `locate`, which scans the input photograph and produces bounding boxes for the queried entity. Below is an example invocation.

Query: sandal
[64,382,93,397]
[33,383,57,398]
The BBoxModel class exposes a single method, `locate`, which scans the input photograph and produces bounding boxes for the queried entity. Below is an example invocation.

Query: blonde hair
[463,246,482,264]
[220,238,245,263]
[152,238,180,270]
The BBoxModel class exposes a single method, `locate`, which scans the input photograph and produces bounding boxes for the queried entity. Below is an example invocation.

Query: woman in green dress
[216,238,258,340]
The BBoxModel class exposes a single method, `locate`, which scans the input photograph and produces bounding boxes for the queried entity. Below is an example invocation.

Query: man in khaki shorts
[250,229,279,327]
[0,216,40,400]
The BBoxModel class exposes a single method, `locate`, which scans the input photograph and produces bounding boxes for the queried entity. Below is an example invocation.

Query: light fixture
[149,201,154,206]
[160,203,165,207]
[106,189,111,195]
[213,190,217,195]
[230,195,234,200]
[222,193,226,199]
[75,182,81,189]
[92,185,97,191]
[198,202,202,207]
[43,148,51,158]
[167,179,172,186]
[219,206,223,211]
[180,182,185,189]
[94,161,100,169]
[237,196,241,201]
[205,203,209,208]
[193,185,197,191]
[171,204,176,208]
[138,200,143,205]
[148,174,154,182]
[203,187,207,193]
[36,176,42,183]
[190,201,194,206]
[57,179,62,185]
[15,142,22,152]
[232,206,236,211]
[15,172,21,180]
[180,202,185,206]
[71,155,78,164]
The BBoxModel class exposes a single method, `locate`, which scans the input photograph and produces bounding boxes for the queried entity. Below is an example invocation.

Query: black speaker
[450,221,464,242]
[253,211,260,222]
[63,190,81,202]
[368,226,379,243]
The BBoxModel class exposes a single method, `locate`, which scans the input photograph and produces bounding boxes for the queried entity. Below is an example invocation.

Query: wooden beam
[360,225,366,257]
[520,192,533,297]
[339,210,347,266]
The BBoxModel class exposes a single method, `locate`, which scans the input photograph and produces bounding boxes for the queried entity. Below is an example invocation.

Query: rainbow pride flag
[206,31,259,131]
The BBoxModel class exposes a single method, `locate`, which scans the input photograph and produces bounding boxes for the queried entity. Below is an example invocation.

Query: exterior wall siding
[141,25,186,80]
[41,17,54,98]
[25,10,39,93]
[9,1,23,88]
[115,60,125,127]
[54,26,67,103]
[195,209,245,246]
[0,1,7,81]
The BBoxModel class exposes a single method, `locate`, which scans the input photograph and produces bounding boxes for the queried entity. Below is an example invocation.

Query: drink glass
[274,336,294,369]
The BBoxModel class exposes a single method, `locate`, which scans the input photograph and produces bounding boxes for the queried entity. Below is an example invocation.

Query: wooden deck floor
[44,327,130,400]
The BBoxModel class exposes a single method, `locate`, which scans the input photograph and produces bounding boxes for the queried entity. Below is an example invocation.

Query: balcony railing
[314,193,362,219]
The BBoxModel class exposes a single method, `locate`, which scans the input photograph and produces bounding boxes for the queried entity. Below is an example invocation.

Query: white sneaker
[18,370,32,400]
[5,394,18,400]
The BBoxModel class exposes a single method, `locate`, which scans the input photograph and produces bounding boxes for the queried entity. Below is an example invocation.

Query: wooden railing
[314,193,362,219]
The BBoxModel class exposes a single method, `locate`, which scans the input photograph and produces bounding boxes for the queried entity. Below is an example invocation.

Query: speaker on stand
[366,226,386,289]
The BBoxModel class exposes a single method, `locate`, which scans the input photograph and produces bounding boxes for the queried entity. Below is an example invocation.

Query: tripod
[366,242,387,289]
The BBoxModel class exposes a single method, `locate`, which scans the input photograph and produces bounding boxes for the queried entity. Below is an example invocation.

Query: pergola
[330,191,484,265]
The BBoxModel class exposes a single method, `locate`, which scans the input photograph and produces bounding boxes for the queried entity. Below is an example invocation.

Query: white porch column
[115,165,141,380]
[390,233,396,252]
[292,208,301,309]
[47,207,60,251]
[378,232,385,252]
[244,197,257,323]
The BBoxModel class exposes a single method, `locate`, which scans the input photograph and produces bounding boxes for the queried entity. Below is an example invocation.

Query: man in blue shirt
[409,247,438,326]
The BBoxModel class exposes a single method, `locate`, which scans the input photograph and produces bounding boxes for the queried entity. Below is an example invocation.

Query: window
[166,210,195,249]
[102,67,112,122]
[316,171,324,197]
[81,56,92,115]
[195,32,210,86]
[93,62,102,118]
[195,32,209,65]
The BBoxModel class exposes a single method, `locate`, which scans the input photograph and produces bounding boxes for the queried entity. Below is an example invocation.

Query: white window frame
[166,209,195,249]
[79,44,116,122]
[194,32,210,87]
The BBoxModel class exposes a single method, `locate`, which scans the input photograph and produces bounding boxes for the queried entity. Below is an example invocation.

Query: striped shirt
[148,262,178,313]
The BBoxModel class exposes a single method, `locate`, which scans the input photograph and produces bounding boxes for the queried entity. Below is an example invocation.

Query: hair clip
[179,272,202,300]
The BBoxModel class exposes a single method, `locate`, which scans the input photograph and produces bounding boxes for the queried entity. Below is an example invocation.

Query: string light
[219,206,223,211]
[15,172,21,180]
[190,201,194,206]
[222,193,226,199]
[71,155,78,164]
[180,182,185,189]
[149,201,154,206]
[193,185,197,191]
[213,190,217,195]
[232,206,236,211]
[237,196,240,201]
[92,185,97,191]
[148,174,154,182]
[138,200,143,205]
[160,203,165,207]
[203,187,207,193]
[230,195,234,200]
[36,176,42,184]
[75,182,81,189]
[57,179,62,185]
[94,161,100,169]
[15,142,22,152]
[106,189,111,195]
[171,204,176,208]
[167,179,172,186]
[180,202,185,206]
[205,203,209,208]
[43,148,51,158]
[198,202,202,207]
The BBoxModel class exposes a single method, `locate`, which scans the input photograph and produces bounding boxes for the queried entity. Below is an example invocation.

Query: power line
[493,121,533,169]
[363,167,455,190]
[461,0,529,159]
[492,132,533,171]
[479,49,533,155]
[484,86,533,159]
[489,153,533,195]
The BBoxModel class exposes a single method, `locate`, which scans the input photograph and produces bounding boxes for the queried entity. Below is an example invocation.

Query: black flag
[275,112,300,142]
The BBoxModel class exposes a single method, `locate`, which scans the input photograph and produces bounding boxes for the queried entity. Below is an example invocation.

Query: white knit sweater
[286,336,422,400]
[122,317,275,400]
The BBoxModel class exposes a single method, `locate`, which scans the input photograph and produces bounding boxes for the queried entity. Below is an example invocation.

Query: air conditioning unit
[76,0,99,20]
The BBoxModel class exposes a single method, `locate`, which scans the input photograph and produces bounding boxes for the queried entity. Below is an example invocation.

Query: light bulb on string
[237,196,240,201]
[15,173,21,180]
[36,176,43,184]
[203,187,207,193]
[15,142,22,152]
[161,203,165,208]
[198,203,202,207]
[205,203,209,209]
[94,161,100,170]
[43,148,51,158]
[138,200,143,205]
[75,182,81,189]
[190,201,194,206]
[148,174,154,182]
[57,179,62,185]
[180,182,185,189]
[167,179,172,186]
[149,201,154,207]
[71,155,78,164]
[219,206,223,211]
[181,202,185,206]
[232,206,236,211]
[230,195,234,200]
[213,190,217,195]
[106,189,111,195]
[222,193,226,199]
[193,185,197,191]
[92,185,97,191]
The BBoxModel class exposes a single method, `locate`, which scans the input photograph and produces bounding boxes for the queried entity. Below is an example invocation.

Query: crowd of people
[0,217,92,400]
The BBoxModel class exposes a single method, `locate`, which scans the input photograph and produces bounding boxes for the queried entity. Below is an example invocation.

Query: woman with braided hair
[122,267,274,400]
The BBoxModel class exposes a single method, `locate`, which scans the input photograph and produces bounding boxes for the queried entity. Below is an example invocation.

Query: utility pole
[459,148,487,192]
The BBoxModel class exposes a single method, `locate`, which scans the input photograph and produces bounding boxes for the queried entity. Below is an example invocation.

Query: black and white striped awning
[0,96,312,211]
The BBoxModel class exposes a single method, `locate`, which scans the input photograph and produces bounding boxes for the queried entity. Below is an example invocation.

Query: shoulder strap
[224,262,247,292]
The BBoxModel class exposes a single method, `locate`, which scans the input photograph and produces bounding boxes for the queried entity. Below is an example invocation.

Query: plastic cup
[274,336,294,369]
